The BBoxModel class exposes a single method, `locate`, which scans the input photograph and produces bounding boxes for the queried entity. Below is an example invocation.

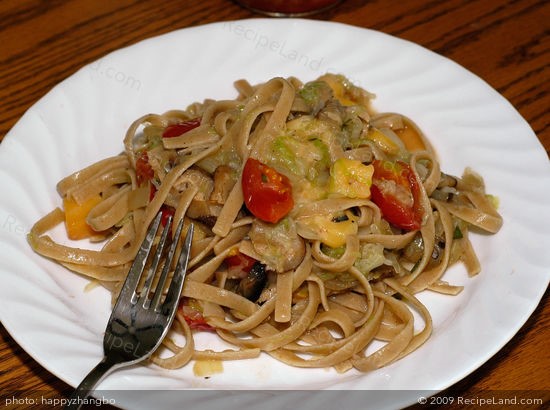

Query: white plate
[1,19,549,410]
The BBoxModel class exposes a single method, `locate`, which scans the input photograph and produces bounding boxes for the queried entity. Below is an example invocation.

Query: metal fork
[65,212,194,410]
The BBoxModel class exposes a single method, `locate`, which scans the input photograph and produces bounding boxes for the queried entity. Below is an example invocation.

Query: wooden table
[1,0,548,408]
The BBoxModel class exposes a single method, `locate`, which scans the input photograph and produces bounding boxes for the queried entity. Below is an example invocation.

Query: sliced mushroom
[343,146,374,164]
[174,167,235,227]
[185,200,223,228]
[209,165,236,205]
[173,168,213,200]
[437,172,458,188]
[237,262,267,302]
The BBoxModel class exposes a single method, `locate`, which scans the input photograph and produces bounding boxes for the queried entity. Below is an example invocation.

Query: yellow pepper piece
[63,195,102,240]
[367,128,400,155]
[329,158,373,199]
[394,121,427,152]
[193,360,223,377]
[300,213,358,248]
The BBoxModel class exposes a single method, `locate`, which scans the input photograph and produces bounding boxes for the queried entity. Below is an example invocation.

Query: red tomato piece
[162,118,201,138]
[241,158,294,224]
[159,205,175,228]
[225,252,257,278]
[370,159,423,231]
[135,151,154,187]
[179,299,214,331]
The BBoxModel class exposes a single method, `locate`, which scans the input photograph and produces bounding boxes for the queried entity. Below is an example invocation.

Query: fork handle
[64,356,118,410]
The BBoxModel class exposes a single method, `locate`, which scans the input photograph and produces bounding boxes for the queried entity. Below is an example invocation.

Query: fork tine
[66,214,190,409]
[116,212,162,305]
[160,224,194,315]
[149,217,186,311]
[138,214,173,308]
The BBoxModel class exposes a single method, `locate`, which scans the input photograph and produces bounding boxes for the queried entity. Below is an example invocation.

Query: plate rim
[1,18,549,409]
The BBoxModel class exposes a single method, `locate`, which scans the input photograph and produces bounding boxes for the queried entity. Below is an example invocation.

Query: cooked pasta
[28,74,502,373]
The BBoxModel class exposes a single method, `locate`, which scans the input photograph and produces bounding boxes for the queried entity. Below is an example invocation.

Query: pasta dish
[28,74,502,373]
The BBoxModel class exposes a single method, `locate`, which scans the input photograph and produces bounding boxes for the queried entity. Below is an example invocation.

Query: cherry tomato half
[241,158,294,224]
[370,159,423,231]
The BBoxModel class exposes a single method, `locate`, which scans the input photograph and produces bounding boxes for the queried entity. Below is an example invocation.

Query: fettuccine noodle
[28,74,502,373]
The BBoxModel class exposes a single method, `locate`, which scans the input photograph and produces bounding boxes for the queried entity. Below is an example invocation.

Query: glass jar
[235,0,343,17]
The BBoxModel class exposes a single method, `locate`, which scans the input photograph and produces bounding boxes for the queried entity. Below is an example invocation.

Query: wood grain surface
[0,0,548,409]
